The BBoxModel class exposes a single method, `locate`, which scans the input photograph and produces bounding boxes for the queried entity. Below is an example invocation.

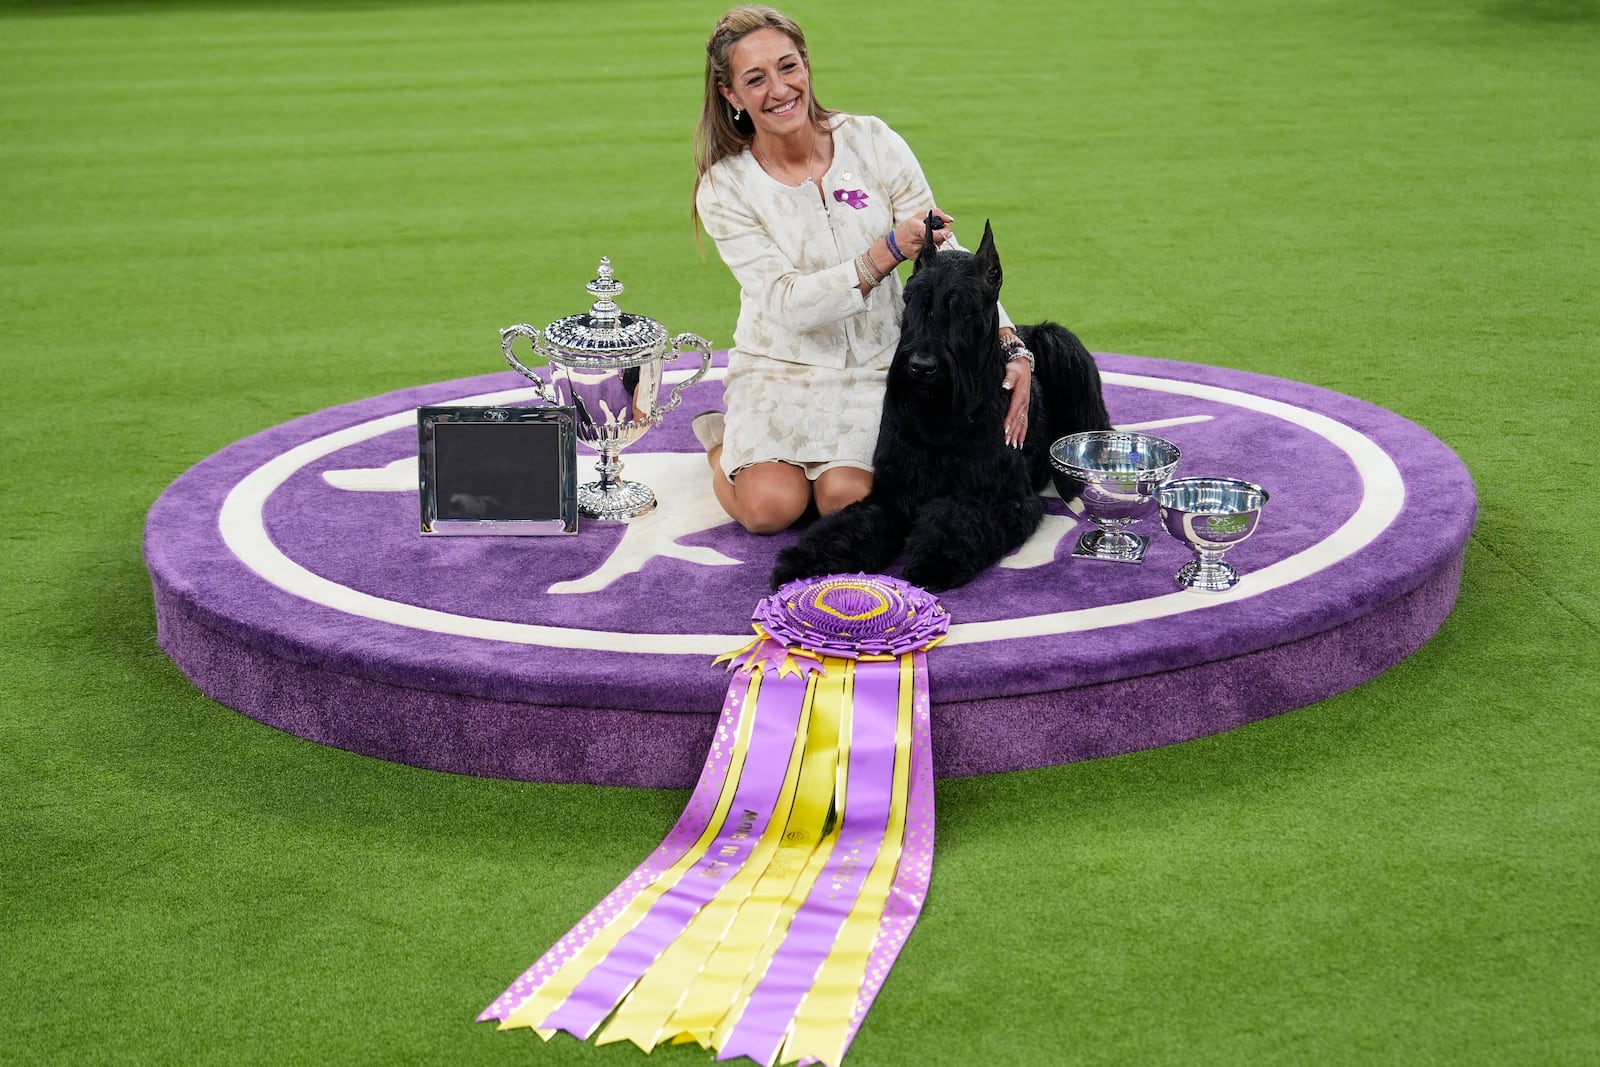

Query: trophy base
[1072,529,1149,564]
[578,479,657,522]
[1176,558,1241,591]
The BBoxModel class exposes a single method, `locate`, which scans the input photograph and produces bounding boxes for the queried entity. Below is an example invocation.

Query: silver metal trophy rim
[1157,476,1270,591]
[1049,429,1182,564]
[499,257,712,522]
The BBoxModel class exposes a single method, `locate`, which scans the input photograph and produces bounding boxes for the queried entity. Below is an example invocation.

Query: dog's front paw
[903,552,981,593]
[771,545,821,590]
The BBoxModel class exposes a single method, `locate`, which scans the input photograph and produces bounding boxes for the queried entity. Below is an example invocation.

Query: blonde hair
[691,6,836,232]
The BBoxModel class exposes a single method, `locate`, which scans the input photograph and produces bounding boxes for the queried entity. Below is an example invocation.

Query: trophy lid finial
[587,257,624,328]
[539,255,666,362]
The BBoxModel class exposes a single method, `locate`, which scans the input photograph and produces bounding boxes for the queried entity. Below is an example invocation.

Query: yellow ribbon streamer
[710,657,856,1053]
[499,670,765,1034]
[663,657,854,1048]
[594,670,820,1050]
[780,655,916,1066]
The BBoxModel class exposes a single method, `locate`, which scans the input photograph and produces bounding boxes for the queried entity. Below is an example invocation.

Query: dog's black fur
[771,220,1110,592]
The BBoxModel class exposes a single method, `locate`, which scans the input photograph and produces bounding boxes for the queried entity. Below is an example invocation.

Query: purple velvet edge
[152,550,1465,788]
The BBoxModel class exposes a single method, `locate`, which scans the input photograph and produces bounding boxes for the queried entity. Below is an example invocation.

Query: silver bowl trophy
[1157,477,1270,591]
[1049,430,1183,563]
[501,258,712,521]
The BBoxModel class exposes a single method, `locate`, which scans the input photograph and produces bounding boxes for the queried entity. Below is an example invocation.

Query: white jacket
[696,113,1010,371]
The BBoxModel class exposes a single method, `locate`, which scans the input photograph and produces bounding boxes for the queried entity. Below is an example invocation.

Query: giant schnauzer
[771,220,1110,592]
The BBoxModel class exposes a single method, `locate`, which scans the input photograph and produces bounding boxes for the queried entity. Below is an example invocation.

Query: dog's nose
[907,352,938,380]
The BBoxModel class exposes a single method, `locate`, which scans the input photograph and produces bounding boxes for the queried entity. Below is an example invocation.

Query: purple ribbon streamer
[477,670,754,1023]
[538,669,811,1039]
[717,659,902,1066]
[832,649,935,1058]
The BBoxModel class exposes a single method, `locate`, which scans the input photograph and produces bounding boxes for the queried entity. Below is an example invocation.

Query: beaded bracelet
[855,251,885,287]
[885,229,906,263]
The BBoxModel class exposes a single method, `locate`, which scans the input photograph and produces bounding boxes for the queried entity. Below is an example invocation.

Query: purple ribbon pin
[832,188,869,210]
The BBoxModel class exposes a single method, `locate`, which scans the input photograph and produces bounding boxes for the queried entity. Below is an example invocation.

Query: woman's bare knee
[728,463,810,534]
[739,493,807,534]
[814,468,872,516]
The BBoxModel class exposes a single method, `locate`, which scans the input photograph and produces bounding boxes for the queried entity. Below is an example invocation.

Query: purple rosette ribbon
[749,573,950,662]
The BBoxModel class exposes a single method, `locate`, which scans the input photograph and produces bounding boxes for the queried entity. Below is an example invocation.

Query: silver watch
[1002,338,1035,371]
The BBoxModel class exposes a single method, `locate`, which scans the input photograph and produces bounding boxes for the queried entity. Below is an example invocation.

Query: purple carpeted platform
[145,353,1476,787]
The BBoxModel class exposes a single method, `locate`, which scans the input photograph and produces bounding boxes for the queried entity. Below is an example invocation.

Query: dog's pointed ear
[912,211,940,275]
[976,219,1002,294]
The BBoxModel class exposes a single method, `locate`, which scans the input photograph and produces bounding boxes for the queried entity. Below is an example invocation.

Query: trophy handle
[658,332,714,419]
[499,324,559,404]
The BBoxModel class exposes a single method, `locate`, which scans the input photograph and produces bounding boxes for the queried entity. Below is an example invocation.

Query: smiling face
[720,28,811,140]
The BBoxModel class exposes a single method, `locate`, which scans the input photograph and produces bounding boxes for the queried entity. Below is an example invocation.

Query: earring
[732,106,743,122]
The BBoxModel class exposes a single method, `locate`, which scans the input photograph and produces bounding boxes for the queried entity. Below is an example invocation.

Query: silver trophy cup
[501,257,712,521]
[1049,430,1182,563]
[1157,477,1269,591]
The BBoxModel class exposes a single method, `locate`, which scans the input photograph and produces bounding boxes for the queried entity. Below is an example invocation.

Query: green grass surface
[4,1,1596,1063]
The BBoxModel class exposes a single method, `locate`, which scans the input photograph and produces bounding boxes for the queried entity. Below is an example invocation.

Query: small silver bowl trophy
[1050,431,1183,564]
[1049,430,1270,590]
[1157,478,1270,591]
[501,258,712,521]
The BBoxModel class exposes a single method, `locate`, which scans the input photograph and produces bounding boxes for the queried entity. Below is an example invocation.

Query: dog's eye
[945,293,979,318]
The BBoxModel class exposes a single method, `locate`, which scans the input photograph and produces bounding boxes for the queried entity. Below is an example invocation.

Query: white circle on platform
[217,371,1402,656]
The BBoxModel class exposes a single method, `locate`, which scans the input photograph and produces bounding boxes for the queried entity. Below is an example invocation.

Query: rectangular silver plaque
[418,405,579,535]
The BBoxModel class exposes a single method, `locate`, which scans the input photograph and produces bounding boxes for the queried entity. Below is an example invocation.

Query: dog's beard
[887,363,987,446]
[889,302,1003,445]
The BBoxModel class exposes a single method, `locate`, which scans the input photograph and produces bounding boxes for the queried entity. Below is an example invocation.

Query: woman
[693,5,1034,534]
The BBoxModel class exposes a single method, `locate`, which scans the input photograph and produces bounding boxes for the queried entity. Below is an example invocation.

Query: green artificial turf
[3,1,1596,1063]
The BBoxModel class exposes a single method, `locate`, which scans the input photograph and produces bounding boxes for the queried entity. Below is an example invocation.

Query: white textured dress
[695,113,1008,479]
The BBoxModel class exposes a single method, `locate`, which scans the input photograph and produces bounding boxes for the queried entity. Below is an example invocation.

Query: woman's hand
[890,210,955,260]
[1001,358,1031,448]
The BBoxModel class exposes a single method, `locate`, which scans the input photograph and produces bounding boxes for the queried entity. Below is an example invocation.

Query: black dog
[771,220,1110,592]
